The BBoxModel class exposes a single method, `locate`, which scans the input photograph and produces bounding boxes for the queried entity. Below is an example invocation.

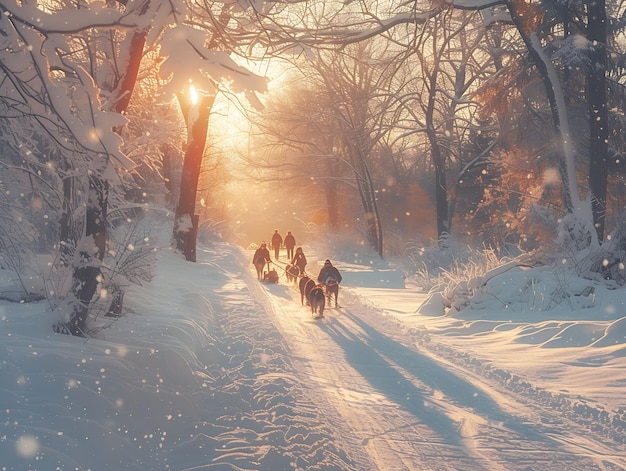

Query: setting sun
[189,83,199,105]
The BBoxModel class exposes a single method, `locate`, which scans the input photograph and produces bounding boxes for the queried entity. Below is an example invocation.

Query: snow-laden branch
[0,0,137,34]
[159,25,268,109]
[452,0,506,10]
[1,11,131,168]
[326,9,444,45]
[231,7,445,53]
[527,33,579,206]
[451,0,512,27]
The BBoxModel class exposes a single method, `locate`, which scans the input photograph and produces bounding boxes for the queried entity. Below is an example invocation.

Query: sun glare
[189,84,199,105]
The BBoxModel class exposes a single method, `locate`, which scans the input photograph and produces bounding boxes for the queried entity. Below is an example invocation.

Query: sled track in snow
[178,248,356,470]
[338,286,626,470]
[249,253,626,470]
[415,326,626,461]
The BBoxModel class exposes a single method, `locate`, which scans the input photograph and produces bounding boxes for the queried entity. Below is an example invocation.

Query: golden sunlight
[189,84,199,105]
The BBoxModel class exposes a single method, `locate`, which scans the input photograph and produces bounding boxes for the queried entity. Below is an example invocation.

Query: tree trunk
[362,156,384,257]
[64,30,147,335]
[174,93,215,262]
[325,153,342,230]
[506,0,578,213]
[111,32,147,119]
[68,176,108,336]
[424,59,449,242]
[325,181,340,230]
[431,133,449,242]
[587,0,609,241]
[350,143,383,258]
[59,175,75,266]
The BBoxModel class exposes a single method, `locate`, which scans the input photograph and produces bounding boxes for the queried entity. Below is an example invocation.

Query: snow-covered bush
[49,212,159,336]
[465,260,598,315]
[407,198,626,317]
[592,228,626,286]
[197,219,227,244]
[405,235,505,291]
[543,205,625,286]
[0,216,40,301]
[560,215,626,287]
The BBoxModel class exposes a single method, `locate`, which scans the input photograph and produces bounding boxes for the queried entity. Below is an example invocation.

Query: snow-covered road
[2,242,624,470]
[248,254,626,470]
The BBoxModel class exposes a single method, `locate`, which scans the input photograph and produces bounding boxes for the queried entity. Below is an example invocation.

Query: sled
[262,269,279,283]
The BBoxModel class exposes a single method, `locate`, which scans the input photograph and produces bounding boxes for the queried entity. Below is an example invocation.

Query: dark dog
[299,276,311,305]
[299,276,316,305]
[303,279,316,306]
[285,264,300,284]
[325,277,339,308]
[308,286,325,318]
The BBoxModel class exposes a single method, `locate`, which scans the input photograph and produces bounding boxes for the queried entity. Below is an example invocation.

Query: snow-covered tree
[392,8,494,244]
[452,0,624,251]
[0,0,267,334]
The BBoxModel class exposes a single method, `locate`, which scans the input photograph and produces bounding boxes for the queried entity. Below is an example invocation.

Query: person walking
[291,247,307,274]
[284,231,296,260]
[271,229,283,259]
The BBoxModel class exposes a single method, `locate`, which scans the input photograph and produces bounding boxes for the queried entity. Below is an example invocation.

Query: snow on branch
[159,25,268,108]
[0,0,160,33]
[553,34,592,70]
[0,1,133,168]
[300,9,444,46]
[452,0,506,9]
[450,0,512,26]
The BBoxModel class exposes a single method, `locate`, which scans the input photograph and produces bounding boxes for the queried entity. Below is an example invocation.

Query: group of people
[251,235,342,311]
[261,229,305,270]
[252,230,305,280]
[251,229,342,287]
[270,229,296,260]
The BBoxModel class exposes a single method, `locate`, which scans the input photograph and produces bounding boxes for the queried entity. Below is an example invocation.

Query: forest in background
[0,0,625,336]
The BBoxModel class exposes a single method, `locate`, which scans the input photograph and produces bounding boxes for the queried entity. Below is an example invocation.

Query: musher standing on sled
[252,243,271,280]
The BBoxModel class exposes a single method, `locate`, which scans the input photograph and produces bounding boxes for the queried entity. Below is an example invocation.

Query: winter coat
[318,265,342,284]
[271,233,283,248]
[292,252,307,272]
[284,234,296,249]
[253,247,271,265]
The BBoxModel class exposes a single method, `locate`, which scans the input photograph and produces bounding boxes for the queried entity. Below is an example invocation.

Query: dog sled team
[298,259,342,319]
[251,230,342,319]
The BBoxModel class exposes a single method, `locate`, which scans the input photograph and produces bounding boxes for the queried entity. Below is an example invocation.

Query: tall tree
[587,0,609,240]
[174,90,216,261]
[388,7,493,243]
[0,0,267,334]
[454,0,601,249]
[69,3,153,335]
[311,42,401,257]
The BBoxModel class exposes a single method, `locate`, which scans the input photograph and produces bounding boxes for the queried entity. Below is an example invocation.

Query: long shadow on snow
[320,311,553,446]
[261,280,294,300]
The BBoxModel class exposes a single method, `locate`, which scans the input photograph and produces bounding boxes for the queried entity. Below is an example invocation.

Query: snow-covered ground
[1,238,625,470]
